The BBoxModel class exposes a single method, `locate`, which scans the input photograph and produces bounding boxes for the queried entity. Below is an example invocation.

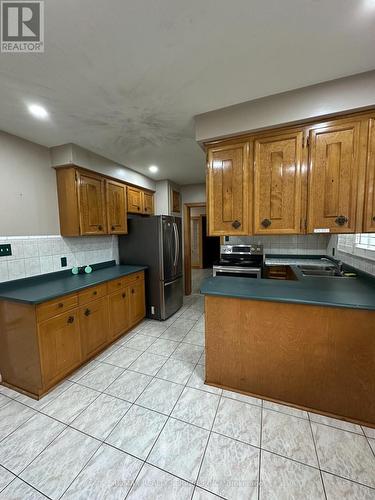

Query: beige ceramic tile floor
[0,294,374,499]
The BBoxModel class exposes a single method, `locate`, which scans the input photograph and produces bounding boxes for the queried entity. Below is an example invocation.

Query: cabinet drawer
[107,272,144,293]
[37,294,78,323]
[127,272,144,284]
[107,277,128,293]
[78,283,107,305]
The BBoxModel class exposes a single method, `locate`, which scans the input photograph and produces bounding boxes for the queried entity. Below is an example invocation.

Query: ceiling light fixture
[27,104,49,119]
[149,165,159,173]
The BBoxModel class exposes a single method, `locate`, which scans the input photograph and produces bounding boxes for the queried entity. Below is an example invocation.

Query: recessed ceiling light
[149,165,159,173]
[27,104,49,119]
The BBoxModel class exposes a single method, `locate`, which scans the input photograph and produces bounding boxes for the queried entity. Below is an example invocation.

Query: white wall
[195,70,375,142]
[181,184,206,205]
[154,180,181,216]
[51,143,156,191]
[0,131,60,236]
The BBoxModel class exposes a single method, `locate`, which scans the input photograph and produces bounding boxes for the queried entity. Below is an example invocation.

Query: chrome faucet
[335,260,344,275]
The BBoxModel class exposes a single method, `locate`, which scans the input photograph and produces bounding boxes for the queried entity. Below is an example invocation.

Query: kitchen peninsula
[201,262,375,428]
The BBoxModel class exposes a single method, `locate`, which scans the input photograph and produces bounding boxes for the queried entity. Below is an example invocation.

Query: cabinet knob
[131,288,135,294]
[372,216,375,222]
[261,218,272,228]
[98,225,103,231]
[67,316,74,324]
[335,215,348,226]
[93,291,97,296]
[122,292,126,298]
[232,220,241,229]
[58,302,64,308]
[111,225,115,231]
[84,308,91,316]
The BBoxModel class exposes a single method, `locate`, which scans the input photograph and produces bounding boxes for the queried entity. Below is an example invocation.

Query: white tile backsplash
[0,235,119,283]
[227,234,330,255]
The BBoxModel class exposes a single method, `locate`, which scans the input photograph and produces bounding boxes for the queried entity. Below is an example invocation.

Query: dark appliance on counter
[119,215,183,320]
[212,244,264,279]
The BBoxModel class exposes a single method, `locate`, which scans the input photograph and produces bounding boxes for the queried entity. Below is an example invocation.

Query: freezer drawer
[162,276,183,320]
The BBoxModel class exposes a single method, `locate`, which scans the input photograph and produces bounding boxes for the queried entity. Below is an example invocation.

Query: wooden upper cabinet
[78,172,107,235]
[206,143,250,236]
[254,131,303,234]
[143,191,154,215]
[307,121,361,234]
[364,118,375,232]
[127,186,154,215]
[106,180,127,234]
[127,186,143,213]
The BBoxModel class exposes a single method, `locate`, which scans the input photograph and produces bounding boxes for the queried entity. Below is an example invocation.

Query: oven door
[212,266,261,279]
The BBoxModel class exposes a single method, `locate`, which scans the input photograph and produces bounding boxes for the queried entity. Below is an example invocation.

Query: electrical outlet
[61,256,67,267]
[0,244,12,257]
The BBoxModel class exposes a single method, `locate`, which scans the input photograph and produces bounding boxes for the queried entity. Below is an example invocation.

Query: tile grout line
[192,387,223,497]
[122,314,205,498]
[309,415,328,500]
[257,398,264,499]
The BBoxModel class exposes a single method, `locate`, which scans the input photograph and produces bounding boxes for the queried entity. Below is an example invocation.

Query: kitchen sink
[297,265,355,278]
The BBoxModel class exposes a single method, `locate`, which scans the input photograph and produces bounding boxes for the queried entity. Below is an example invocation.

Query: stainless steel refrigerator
[118,215,183,320]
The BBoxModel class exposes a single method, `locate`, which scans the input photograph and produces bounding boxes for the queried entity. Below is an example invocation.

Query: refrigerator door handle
[173,222,179,270]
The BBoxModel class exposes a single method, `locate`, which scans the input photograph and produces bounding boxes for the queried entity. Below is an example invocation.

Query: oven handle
[213,267,262,278]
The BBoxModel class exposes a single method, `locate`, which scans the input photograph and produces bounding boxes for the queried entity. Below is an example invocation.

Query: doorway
[184,203,220,295]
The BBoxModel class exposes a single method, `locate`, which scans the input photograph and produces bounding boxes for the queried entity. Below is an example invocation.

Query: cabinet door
[206,143,250,235]
[106,180,127,234]
[80,297,109,359]
[78,172,107,235]
[108,289,130,339]
[127,187,143,213]
[307,122,361,233]
[38,311,81,388]
[129,280,145,326]
[364,119,375,232]
[143,192,154,215]
[254,131,303,234]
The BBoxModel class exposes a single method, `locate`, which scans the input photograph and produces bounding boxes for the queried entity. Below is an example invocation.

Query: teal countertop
[0,262,147,305]
[201,258,375,311]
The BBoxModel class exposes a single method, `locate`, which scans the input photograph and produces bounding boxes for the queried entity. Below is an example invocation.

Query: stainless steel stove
[212,244,264,279]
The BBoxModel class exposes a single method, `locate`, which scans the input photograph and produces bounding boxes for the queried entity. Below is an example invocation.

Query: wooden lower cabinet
[38,310,82,390]
[80,297,109,358]
[108,288,130,340]
[0,271,145,398]
[129,279,146,324]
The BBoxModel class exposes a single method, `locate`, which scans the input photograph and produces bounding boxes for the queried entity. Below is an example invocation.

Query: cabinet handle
[232,220,241,229]
[58,302,64,308]
[84,308,91,316]
[122,292,126,298]
[261,218,272,228]
[67,316,74,324]
[98,225,103,231]
[335,215,348,226]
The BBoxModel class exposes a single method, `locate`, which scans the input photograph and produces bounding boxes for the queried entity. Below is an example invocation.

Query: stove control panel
[220,244,263,255]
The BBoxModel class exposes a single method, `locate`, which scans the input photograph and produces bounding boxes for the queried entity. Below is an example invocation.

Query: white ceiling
[0,0,374,184]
